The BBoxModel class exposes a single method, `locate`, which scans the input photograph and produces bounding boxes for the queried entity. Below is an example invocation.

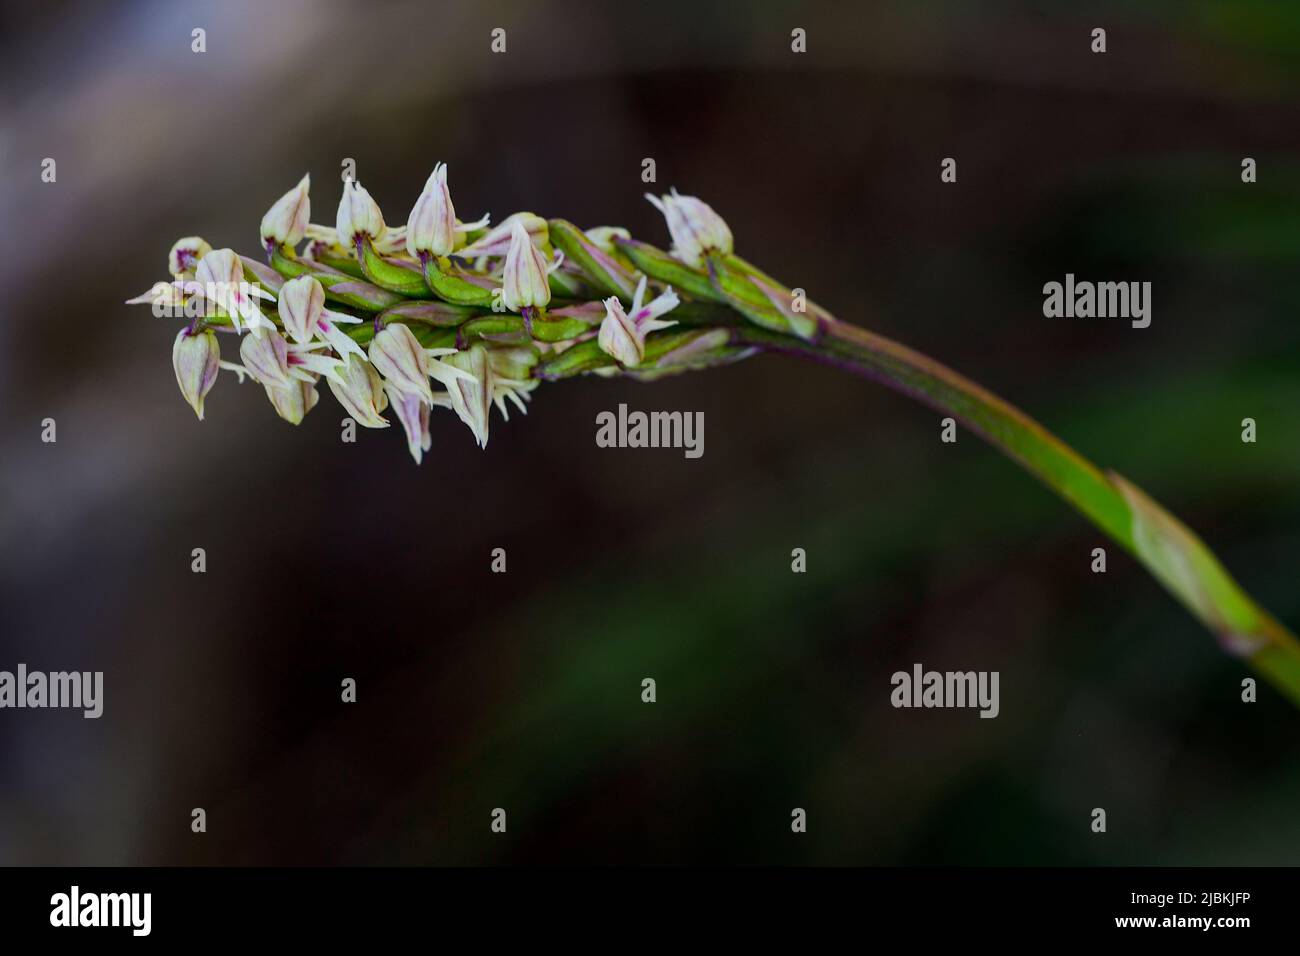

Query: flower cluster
[130,166,759,463]
[124,161,1300,705]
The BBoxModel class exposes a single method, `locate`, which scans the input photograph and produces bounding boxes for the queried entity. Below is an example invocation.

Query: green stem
[822,319,1129,541]
[728,317,1300,705]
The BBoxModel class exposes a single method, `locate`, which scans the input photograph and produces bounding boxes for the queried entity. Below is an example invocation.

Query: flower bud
[239,326,293,390]
[336,179,387,247]
[597,302,641,367]
[260,173,311,250]
[327,355,389,428]
[502,219,552,311]
[406,163,457,258]
[645,189,733,268]
[168,236,212,278]
[277,274,326,344]
[368,323,433,404]
[384,381,431,464]
[597,275,680,366]
[441,344,493,448]
[172,328,221,420]
[265,379,319,425]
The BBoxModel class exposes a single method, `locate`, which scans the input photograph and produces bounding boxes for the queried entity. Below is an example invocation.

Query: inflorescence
[128,168,817,463]
[124,162,1300,703]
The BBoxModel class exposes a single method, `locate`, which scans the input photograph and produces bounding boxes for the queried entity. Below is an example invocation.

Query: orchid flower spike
[645,188,733,268]
[260,173,311,252]
[133,166,1300,719]
[597,275,681,366]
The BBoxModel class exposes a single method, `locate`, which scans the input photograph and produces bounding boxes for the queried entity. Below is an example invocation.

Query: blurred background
[1,0,1299,865]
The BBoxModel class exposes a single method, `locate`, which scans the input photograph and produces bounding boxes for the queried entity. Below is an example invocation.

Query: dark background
[1,0,1299,864]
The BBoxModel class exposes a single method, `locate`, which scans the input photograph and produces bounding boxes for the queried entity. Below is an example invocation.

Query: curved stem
[728,317,1300,705]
